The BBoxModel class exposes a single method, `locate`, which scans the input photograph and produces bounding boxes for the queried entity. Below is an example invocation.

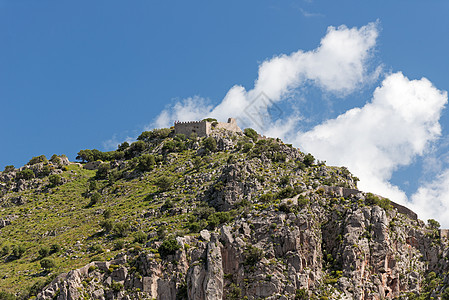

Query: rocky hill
[0,126,449,299]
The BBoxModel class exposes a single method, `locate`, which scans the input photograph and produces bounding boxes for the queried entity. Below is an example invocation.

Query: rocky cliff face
[37,186,449,300]
[2,129,448,299]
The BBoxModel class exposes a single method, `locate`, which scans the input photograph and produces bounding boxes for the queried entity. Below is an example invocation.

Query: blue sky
[1,1,449,224]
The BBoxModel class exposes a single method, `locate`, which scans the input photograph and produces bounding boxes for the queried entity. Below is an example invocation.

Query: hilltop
[0,122,449,299]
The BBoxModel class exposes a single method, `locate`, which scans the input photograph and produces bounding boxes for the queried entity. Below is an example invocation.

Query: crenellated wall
[174,118,241,137]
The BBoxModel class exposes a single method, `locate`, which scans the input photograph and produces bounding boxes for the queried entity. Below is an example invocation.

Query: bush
[100,219,114,232]
[89,192,101,206]
[50,154,62,166]
[91,244,103,253]
[103,208,112,219]
[1,245,10,256]
[38,246,50,258]
[40,258,56,270]
[50,244,61,254]
[244,245,263,266]
[48,174,62,187]
[28,155,47,165]
[3,165,15,173]
[428,219,441,229]
[11,244,25,258]
[365,193,391,210]
[244,128,258,141]
[158,238,181,258]
[113,240,125,250]
[137,154,155,171]
[96,163,110,179]
[137,128,171,142]
[303,153,315,167]
[155,176,173,191]
[113,222,130,237]
[203,137,217,152]
[133,231,147,244]
[242,143,253,153]
[16,169,34,180]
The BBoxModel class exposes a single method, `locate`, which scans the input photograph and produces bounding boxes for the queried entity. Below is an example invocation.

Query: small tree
[40,258,56,271]
[138,154,156,171]
[203,137,217,152]
[89,192,101,206]
[3,165,15,173]
[96,163,110,179]
[49,174,62,187]
[428,219,441,229]
[28,155,47,165]
[11,244,25,258]
[244,128,258,142]
[158,238,180,258]
[303,153,315,167]
[155,176,173,191]
[38,246,50,258]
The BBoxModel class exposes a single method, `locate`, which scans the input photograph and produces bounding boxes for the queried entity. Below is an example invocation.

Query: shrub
[111,282,123,292]
[3,165,15,173]
[103,208,112,219]
[113,222,130,237]
[242,143,253,153]
[0,291,16,300]
[50,154,62,166]
[158,238,180,258]
[11,244,25,258]
[28,155,47,165]
[133,231,147,244]
[260,192,275,202]
[38,246,50,258]
[137,128,171,141]
[137,154,155,171]
[16,169,34,180]
[244,245,264,266]
[96,163,110,179]
[203,137,217,152]
[428,219,441,229]
[89,192,101,206]
[192,157,202,170]
[117,142,129,152]
[365,193,391,210]
[100,219,114,232]
[48,174,62,187]
[113,240,125,250]
[244,128,258,141]
[91,244,103,253]
[303,153,315,167]
[295,288,308,300]
[1,245,10,256]
[40,257,56,270]
[50,244,61,254]
[155,176,173,191]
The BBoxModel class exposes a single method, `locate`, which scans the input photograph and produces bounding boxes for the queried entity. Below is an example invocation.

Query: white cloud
[153,22,380,131]
[297,72,448,205]
[410,169,449,227]
[153,96,214,129]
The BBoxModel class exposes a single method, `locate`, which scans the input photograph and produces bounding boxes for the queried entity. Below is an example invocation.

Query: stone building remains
[174,118,242,137]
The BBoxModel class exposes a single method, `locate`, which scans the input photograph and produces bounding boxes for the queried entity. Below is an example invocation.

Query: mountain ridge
[0,124,448,299]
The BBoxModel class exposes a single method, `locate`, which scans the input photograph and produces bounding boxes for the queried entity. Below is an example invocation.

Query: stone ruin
[174,117,242,137]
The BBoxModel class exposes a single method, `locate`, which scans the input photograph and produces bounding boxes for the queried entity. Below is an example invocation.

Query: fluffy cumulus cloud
[297,72,448,204]
[154,22,380,131]
[410,170,449,226]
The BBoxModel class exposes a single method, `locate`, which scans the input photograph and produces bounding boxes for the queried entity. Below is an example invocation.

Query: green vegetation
[365,193,391,210]
[158,238,181,258]
[0,125,375,297]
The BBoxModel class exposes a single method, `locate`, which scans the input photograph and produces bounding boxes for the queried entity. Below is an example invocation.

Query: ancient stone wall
[215,118,242,133]
[174,121,210,137]
[174,118,242,137]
